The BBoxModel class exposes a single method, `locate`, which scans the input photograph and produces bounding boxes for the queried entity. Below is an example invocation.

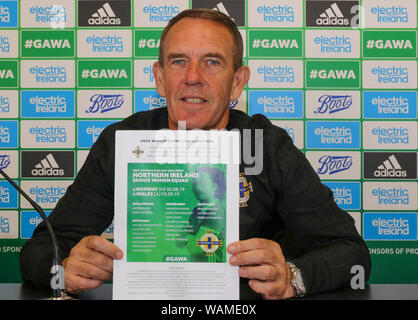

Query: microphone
[0,168,67,300]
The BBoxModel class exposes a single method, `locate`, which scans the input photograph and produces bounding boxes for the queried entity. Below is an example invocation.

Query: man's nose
[184,61,203,86]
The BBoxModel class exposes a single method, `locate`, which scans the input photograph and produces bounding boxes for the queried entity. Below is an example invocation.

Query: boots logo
[306,1,359,28]
[364,152,416,180]
[0,154,11,170]
[78,1,131,27]
[314,94,352,115]
[21,151,74,178]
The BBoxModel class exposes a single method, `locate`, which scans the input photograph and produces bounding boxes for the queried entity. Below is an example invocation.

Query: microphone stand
[0,168,71,300]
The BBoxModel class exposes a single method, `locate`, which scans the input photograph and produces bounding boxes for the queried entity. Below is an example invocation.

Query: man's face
[153,18,249,130]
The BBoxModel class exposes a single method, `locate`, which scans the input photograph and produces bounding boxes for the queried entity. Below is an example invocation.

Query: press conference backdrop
[0,0,417,285]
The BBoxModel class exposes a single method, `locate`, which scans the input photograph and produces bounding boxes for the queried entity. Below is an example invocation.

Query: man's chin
[169,116,209,130]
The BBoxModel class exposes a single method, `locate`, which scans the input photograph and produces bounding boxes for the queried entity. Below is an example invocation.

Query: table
[0,283,417,300]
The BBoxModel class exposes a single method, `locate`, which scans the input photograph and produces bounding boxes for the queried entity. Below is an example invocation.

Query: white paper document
[113,130,240,300]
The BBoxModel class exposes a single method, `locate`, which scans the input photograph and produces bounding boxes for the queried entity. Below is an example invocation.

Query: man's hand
[62,235,123,294]
[227,238,295,300]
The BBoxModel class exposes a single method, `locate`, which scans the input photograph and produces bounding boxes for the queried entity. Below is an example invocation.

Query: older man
[20,9,370,299]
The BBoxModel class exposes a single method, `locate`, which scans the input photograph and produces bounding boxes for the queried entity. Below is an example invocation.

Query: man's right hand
[62,235,123,294]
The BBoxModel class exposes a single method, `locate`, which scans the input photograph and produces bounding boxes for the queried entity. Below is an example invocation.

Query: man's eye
[172,59,184,65]
[207,59,220,66]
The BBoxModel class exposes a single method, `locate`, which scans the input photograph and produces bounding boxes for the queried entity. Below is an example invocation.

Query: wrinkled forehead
[162,17,235,57]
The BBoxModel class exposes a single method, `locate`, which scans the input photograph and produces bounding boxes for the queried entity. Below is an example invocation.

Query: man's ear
[153,62,166,97]
[230,66,250,101]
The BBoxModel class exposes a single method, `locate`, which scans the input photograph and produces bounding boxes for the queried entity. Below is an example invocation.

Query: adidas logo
[31,153,64,176]
[316,3,349,26]
[88,2,121,25]
[212,2,235,22]
[374,154,407,178]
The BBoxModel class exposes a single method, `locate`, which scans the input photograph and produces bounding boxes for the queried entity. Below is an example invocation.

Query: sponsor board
[0,120,18,148]
[78,90,132,118]
[0,211,18,239]
[362,60,417,89]
[134,0,188,27]
[229,91,247,114]
[78,60,132,88]
[363,0,417,29]
[363,121,417,150]
[363,152,417,180]
[20,120,75,148]
[0,180,18,208]
[21,90,75,118]
[0,1,18,28]
[305,29,360,58]
[363,91,417,119]
[362,30,417,58]
[248,29,303,57]
[363,212,417,241]
[192,0,245,26]
[21,30,74,58]
[306,60,360,88]
[323,181,361,210]
[20,180,72,209]
[0,60,18,88]
[248,0,303,28]
[271,120,304,149]
[347,212,361,235]
[0,90,18,118]
[77,29,132,58]
[135,29,162,57]
[134,90,166,112]
[363,182,417,210]
[21,150,75,178]
[78,0,131,27]
[21,0,75,28]
[248,90,303,118]
[77,150,89,173]
[20,60,75,88]
[305,151,361,180]
[305,90,360,119]
[134,59,157,88]
[305,1,359,28]
[20,211,51,239]
[77,120,117,148]
[0,150,18,178]
[0,30,18,58]
[248,59,303,88]
[306,121,360,149]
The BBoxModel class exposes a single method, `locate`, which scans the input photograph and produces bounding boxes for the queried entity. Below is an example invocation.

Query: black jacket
[20,108,371,298]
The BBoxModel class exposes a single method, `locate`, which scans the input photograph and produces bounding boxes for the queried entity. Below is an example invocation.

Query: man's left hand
[227,238,296,300]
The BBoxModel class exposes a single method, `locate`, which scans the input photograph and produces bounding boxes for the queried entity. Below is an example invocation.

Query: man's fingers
[65,258,113,282]
[238,265,281,281]
[248,279,287,300]
[65,272,104,293]
[228,238,281,254]
[83,236,123,260]
[79,246,114,273]
[229,247,277,266]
